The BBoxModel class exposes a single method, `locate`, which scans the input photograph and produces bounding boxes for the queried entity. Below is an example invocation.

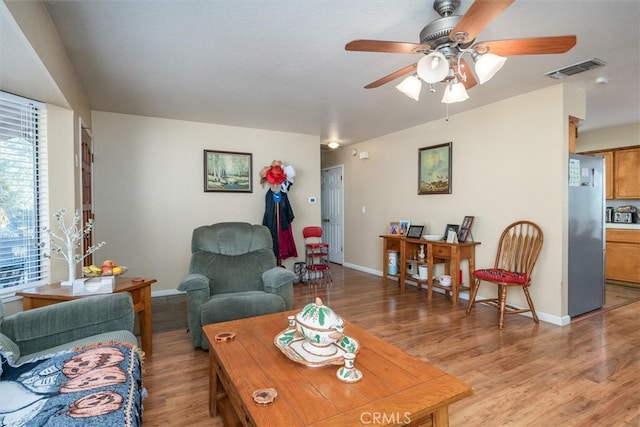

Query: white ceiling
[9,1,640,146]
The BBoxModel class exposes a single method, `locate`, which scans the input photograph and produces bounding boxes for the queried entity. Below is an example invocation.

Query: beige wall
[1,2,91,314]
[91,112,321,294]
[322,84,586,325]
[46,105,77,284]
[4,0,93,213]
[577,123,640,151]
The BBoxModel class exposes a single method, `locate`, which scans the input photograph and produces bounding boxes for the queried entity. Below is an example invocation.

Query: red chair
[466,221,543,329]
[302,226,332,286]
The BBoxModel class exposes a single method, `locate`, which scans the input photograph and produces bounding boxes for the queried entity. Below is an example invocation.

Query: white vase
[61,260,76,287]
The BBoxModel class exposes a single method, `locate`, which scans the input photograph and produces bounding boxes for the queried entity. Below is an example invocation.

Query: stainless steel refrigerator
[568,153,606,317]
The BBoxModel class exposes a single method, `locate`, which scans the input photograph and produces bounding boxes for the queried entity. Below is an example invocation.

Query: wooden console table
[380,235,480,305]
[16,277,157,355]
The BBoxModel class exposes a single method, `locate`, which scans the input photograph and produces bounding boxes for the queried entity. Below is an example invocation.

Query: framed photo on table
[458,216,475,242]
[443,224,459,242]
[389,222,400,235]
[406,225,424,239]
[399,220,411,235]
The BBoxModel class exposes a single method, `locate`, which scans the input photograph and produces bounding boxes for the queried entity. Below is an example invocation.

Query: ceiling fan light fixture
[441,81,469,104]
[474,52,507,84]
[327,141,340,149]
[396,75,422,101]
[417,52,449,83]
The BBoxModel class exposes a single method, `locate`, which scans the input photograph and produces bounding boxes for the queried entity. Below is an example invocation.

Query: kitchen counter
[606,223,640,230]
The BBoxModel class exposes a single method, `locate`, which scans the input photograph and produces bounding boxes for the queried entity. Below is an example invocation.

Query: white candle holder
[336,352,363,383]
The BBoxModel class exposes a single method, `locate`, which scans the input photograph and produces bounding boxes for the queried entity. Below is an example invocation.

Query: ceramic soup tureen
[295,297,344,357]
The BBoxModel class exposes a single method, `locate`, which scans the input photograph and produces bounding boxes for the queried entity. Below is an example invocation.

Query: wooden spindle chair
[466,221,544,329]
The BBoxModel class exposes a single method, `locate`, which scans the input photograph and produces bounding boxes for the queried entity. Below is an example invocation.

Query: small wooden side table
[16,277,157,355]
[381,235,481,305]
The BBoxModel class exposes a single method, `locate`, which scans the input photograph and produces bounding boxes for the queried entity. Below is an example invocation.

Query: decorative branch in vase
[39,209,106,286]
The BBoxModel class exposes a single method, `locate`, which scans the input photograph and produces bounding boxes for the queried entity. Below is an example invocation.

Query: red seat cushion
[305,243,329,249]
[473,268,529,284]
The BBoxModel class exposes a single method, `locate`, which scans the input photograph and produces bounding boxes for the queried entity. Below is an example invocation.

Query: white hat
[284,165,295,182]
[281,165,296,193]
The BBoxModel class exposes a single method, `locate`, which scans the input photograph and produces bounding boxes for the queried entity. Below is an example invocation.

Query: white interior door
[321,165,343,264]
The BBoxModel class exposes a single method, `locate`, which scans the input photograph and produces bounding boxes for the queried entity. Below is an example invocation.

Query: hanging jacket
[262,190,297,259]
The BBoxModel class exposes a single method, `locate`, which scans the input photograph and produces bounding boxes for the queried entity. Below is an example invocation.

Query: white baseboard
[342,262,381,277]
[151,288,184,298]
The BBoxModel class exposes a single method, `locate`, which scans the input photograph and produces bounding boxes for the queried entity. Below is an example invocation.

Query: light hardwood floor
[141,265,640,426]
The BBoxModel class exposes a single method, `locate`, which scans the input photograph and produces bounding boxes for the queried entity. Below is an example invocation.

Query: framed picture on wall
[203,150,253,193]
[418,142,452,195]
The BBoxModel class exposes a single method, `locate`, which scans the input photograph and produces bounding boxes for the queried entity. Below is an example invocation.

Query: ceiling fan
[345,0,577,103]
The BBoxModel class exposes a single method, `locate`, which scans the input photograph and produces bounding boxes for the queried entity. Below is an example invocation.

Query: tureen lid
[296,297,343,329]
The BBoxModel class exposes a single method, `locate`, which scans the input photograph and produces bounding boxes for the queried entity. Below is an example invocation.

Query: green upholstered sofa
[0,293,137,365]
[178,222,296,349]
[0,293,144,425]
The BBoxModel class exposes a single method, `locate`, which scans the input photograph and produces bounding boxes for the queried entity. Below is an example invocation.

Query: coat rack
[260,161,297,266]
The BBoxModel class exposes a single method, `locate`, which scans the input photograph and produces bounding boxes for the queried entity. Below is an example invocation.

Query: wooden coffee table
[16,277,156,355]
[203,311,472,426]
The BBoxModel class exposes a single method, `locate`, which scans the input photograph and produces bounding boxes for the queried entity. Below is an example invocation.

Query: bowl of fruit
[83,260,128,277]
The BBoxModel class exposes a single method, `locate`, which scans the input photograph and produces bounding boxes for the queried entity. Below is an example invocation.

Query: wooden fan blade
[364,64,417,89]
[450,0,514,44]
[472,36,577,56]
[456,59,478,90]
[345,39,430,54]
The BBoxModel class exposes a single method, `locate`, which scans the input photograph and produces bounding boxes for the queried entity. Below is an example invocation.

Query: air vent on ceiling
[545,58,607,79]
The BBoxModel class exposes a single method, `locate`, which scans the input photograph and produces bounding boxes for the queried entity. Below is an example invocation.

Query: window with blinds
[0,91,49,294]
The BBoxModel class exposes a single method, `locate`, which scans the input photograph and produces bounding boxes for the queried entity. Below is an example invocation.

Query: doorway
[80,124,95,266]
[321,165,344,265]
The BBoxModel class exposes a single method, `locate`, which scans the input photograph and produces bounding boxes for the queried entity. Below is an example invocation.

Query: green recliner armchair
[178,222,296,349]
[0,293,137,367]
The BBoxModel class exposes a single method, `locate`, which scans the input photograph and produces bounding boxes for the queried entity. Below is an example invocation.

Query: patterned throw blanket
[0,343,144,426]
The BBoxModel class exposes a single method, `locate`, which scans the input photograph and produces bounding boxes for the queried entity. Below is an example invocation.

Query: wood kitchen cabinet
[601,151,614,199]
[614,147,640,199]
[581,146,640,199]
[606,229,640,284]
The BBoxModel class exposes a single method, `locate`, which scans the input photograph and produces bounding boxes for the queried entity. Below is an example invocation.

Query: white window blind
[0,91,49,295]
